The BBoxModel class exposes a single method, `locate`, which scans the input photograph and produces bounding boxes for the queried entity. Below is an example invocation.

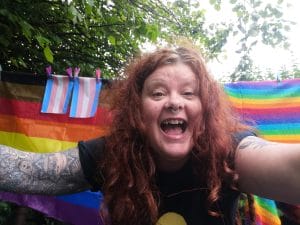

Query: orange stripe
[231,102,300,109]
[0,115,110,142]
[254,202,281,225]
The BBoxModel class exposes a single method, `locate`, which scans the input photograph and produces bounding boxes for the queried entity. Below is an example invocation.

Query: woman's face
[141,63,203,171]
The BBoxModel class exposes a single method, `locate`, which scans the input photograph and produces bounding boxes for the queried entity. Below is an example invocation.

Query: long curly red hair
[99,46,251,225]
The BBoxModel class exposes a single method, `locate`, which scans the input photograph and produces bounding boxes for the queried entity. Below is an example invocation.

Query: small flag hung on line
[69,69,102,118]
[41,67,74,114]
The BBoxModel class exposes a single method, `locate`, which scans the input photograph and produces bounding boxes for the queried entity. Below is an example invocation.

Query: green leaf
[214,4,221,11]
[44,46,53,63]
[36,35,50,48]
[209,0,216,5]
[19,21,33,41]
[248,24,259,37]
[108,35,116,46]
[146,24,159,42]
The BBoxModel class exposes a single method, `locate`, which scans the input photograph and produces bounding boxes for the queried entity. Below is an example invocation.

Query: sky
[203,0,300,80]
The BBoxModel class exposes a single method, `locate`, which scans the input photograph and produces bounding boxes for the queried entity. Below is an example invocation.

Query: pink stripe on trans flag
[47,76,59,113]
[47,75,70,113]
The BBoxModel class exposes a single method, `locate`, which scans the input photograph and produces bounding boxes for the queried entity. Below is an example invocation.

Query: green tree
[228,0,295,81]
[0,0,225,77]
[0,0,294,80]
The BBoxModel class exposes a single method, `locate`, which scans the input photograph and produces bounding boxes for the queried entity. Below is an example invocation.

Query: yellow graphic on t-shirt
[156,212,187,225]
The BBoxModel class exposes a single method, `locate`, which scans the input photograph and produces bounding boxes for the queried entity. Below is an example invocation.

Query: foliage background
[1,0,297,81]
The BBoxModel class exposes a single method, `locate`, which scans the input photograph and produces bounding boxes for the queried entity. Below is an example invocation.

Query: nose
[164,93,184,113]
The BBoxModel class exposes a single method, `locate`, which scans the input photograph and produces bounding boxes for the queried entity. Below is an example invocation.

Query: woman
[0,46,299,225]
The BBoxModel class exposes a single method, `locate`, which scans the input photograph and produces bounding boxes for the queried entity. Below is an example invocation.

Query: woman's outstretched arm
[0,144,91,195]
[235,136,300,204]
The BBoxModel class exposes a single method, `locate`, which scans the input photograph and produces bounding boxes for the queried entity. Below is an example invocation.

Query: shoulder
[78,136,105,151]
[78,136,106,191]
[233,130,256,145]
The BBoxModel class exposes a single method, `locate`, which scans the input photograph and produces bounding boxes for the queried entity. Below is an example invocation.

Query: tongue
[164,126,182,135]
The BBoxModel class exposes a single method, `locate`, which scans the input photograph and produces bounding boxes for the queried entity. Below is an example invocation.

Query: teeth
[162,119,184,125]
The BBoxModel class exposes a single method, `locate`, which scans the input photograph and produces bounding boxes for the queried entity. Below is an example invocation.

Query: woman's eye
[183,91,194,96]
[152,91,164,97]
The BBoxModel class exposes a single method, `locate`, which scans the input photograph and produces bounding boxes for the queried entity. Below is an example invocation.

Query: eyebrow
[148,77,197,85]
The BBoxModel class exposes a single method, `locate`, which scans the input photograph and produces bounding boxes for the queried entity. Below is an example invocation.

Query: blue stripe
[69,78,79,117]
[251,117,300,126]
[41,78,53,112]
[90,80,102,117]
[257,122,300,130]
[224,84,300,97]
[56,190,103,209]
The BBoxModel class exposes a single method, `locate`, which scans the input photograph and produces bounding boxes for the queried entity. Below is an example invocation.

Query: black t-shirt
[78,131,254,225]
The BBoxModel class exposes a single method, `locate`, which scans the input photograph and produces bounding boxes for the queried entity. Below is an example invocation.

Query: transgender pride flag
[70,77,102,118]
[41,75,74,114]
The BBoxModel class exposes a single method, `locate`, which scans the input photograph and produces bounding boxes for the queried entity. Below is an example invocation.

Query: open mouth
[160,119,187,134]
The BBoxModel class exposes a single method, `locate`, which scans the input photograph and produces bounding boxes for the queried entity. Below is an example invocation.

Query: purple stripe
[225,78,300,89]
[0,192,103,225]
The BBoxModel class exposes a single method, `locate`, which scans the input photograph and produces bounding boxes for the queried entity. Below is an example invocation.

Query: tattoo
[238,136,276,150]
[0,144,89,195]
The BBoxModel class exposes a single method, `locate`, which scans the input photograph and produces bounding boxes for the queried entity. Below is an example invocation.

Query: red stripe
[0,97,112,126]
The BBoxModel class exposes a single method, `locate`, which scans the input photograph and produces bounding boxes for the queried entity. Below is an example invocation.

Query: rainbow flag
[224,79,300,143]
[0,71,111,225]
[224,79,300,225]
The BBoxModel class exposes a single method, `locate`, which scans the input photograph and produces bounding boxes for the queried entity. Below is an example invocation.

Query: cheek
[188,102,203,127]
[143,108,158,127]
[142,100,160,123]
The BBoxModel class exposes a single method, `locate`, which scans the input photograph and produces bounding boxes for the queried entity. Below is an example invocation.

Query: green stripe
[259,129,300,135]
[254,196,279,215]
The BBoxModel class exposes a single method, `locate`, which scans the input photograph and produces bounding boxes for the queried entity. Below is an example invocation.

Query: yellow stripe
[261,134,300,143]
[0,131,76,153]
[254,202,281,225]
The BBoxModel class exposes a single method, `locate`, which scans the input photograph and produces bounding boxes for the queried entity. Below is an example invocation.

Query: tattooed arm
[0,144,91,195]
[235,136,300,204]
